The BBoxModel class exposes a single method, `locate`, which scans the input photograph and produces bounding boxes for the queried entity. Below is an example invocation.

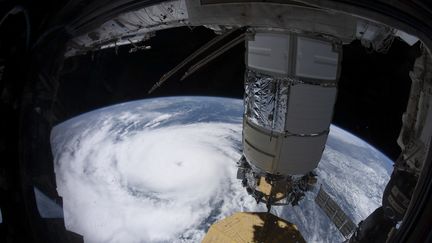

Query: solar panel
[315,186,357,239]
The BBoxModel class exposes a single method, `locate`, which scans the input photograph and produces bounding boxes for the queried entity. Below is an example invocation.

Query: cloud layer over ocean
[51,97,391,243]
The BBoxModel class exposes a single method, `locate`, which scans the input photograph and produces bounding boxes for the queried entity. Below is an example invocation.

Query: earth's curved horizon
[51,96,392,243]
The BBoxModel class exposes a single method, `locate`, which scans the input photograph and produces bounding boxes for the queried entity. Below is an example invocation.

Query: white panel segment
[243,121,278,155]
[296,37,339,80]
[285,84,337,134]
[277,134,328,175]
[243,121,278,172]
[247,33,290,75]
[395,30,419,46]
[243,140,274,172]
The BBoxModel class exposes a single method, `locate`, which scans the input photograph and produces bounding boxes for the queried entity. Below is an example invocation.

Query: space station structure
[237,30,342,209]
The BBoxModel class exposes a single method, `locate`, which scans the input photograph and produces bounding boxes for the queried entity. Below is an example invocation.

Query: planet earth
[50,96,393,243]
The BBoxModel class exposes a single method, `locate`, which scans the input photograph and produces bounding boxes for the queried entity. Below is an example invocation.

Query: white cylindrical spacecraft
[243,31,341,176]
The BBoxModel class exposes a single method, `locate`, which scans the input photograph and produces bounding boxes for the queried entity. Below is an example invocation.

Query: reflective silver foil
[244,69,289,132]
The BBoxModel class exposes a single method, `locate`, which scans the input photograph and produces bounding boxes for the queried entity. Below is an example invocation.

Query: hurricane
[51,96,392,243]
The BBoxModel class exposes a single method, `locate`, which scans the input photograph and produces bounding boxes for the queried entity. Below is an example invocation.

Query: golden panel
[257,177,287,202]
[202,212,305,243]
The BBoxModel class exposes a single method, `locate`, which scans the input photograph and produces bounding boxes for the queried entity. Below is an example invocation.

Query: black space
[57,26,420,161]
[334,39,419,160]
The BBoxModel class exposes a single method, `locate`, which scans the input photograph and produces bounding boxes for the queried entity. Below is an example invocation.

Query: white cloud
[51,98,391,243]
[52,120,261,243]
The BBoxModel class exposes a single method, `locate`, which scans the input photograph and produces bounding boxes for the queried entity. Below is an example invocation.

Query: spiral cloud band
[51,97,392,243]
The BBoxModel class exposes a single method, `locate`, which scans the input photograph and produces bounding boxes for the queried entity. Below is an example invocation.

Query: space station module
[238,30,342,208]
